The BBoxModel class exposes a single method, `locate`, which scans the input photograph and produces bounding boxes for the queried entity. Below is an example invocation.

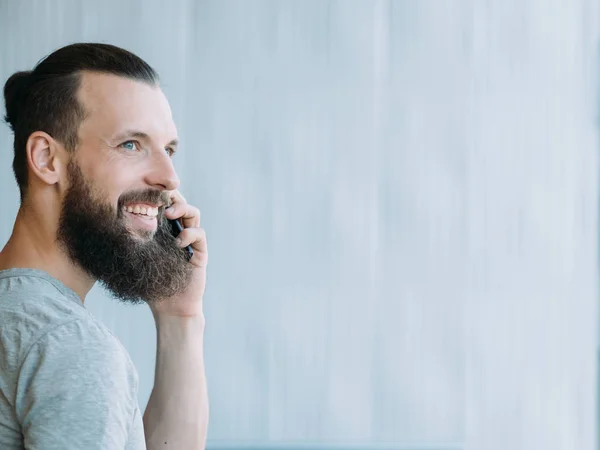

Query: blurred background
[1,1,599,449]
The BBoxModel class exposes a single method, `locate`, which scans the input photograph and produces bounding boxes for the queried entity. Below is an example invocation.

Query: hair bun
[3,70,33,130]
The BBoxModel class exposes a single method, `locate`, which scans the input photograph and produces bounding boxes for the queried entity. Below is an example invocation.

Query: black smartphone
[168,218,194,261]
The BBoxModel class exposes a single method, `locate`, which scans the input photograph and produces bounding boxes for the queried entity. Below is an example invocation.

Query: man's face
[56,72,192,304]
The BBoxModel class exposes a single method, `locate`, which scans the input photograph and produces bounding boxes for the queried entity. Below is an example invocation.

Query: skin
[0,71,208,449]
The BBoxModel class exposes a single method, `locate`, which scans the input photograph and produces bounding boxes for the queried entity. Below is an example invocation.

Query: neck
[0,206,95,302]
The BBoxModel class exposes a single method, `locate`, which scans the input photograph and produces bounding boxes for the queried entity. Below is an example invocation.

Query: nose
[144,150,180,191]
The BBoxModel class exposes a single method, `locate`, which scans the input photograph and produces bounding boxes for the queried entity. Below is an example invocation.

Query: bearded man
[0,43,209,450]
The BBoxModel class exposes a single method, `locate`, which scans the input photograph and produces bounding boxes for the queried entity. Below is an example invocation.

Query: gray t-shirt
[0,268,146,449]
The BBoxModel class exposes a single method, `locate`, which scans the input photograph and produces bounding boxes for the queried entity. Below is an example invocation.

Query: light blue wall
[0,1,597,449]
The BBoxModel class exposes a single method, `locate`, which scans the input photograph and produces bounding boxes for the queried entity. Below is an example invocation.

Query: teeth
[124,205,158,217]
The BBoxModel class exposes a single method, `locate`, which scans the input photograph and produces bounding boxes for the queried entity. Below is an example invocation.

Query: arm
[143,314,209,449]
[142,189,209,449]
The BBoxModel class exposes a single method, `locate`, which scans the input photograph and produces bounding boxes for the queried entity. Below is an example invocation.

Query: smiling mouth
[122,204,160,218]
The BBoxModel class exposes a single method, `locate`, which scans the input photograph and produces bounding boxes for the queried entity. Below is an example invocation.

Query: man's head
[2,43,192,304]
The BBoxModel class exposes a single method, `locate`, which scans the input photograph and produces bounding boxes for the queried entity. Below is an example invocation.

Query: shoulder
[0,271,142,448]
[19,317,137,389]
[16,318,140,420]
[0,270,139,400]
[0,269,88,327]
[0,270,100,368]
[15,321,141,449]
[0,270,91,374]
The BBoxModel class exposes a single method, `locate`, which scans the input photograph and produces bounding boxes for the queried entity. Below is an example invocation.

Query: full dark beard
[57,159,193,305]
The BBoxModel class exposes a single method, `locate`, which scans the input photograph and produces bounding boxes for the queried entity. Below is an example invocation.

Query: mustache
[117,189,171,210]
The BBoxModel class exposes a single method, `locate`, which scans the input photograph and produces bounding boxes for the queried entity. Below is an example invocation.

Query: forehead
[76,71,177,141]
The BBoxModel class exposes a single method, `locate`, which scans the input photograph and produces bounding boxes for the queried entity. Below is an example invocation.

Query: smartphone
[168,218,194,261]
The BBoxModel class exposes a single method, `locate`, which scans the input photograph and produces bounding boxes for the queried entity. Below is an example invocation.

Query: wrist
[154,312,206,334]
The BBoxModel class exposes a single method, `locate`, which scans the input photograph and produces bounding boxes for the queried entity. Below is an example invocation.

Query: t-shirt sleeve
[14,318,140,449]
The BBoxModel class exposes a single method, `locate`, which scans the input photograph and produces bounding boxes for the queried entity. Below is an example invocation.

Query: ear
[25,131,68,187]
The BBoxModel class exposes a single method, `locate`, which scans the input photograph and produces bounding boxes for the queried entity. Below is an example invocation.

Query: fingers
[164,190,207,267]
[169,190,187,204]
[176,227,208,267]
[165,190,200,228]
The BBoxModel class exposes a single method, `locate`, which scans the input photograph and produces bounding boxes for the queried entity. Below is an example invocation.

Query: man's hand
[143,189,209,449]
[151,189,208,318]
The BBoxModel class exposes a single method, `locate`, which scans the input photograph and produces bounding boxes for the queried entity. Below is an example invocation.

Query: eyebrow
[113,130,179,148]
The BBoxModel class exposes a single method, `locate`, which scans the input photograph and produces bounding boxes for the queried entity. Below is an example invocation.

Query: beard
[56,159,193,305]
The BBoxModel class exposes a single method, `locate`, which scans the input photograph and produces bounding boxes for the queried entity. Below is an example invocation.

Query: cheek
[74,144,135,208]
[80,170,122,213]
[87,166,129,207]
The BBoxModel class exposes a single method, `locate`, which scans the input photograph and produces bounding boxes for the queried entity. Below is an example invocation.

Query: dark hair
[3,43,159,201]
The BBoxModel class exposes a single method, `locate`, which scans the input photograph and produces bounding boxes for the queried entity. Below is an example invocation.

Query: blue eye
[120,141,138,151]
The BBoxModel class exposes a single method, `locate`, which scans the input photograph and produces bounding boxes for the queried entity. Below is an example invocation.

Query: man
[0,43,208,449]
